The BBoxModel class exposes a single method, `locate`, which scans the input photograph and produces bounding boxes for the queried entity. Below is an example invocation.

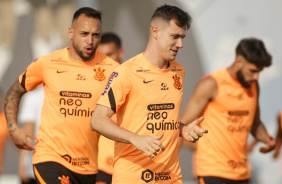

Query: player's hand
[130,134,165,159]
[182,117,208,143]
[9,126,36,151]
[259,136,275,153]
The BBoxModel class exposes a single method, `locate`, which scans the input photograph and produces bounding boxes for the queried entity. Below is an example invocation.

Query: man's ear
[234,55,245,68]
[68,27,73,40]
[151,26,159,39]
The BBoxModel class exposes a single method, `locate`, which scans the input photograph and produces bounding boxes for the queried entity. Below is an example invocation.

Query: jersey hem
[33,159,97,175]
[98,168,113,175]
[197,174,250,181]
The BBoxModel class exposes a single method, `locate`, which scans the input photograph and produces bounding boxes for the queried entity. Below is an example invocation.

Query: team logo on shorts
[94,67,106,81]
[141,169,154,183]
[172,74,182,90]
[58,175,70,184]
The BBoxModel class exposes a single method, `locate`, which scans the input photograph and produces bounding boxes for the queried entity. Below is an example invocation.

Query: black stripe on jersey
[20,71,27,90]
[108,88,116,113]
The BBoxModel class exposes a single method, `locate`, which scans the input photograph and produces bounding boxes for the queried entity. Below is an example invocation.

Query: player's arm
[179,76,216,144]
[273,113,282,158]
[91,105,165,158]
[4,80,35,150]
[251,82,275,153]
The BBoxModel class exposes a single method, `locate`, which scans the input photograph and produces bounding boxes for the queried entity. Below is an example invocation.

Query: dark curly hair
[236,38,272,68]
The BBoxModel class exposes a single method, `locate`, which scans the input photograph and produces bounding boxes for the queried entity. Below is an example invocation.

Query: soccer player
[91,5,207,184]
[97,32,124,64]
[180,38,275,184]
[95,32,124,184]
[4,7,119,183]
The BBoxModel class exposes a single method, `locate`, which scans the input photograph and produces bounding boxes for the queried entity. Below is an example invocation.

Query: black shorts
[95,170,112,184]
[21,178,37,184]
[198,176,250,184]
[33,162,96,184]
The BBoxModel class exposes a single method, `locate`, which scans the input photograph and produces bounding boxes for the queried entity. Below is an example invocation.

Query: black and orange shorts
[95,170,112,184]
[198,176,250,184]
[33,162,96,184]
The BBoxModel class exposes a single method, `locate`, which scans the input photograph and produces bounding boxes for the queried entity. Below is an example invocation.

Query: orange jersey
[98,53,185,184]
[98,135,115,175]
[97,115,117,175]
[0,112,9,173]
[196,68,257,180]
[19,48,119,175]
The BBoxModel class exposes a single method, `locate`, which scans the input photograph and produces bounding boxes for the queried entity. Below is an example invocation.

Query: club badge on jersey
[172,74,182,90]
[94,67,106,81]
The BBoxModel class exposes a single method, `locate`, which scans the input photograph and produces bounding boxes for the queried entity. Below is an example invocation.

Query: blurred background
[0,0,281,183]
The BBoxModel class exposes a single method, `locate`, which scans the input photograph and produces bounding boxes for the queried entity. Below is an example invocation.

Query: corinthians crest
[94,67,106,81]
[172,74,182,90]
[58,175,70,184]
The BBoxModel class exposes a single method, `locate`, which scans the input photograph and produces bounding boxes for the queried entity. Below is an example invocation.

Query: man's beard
[74,43,95,61]
[236,69,251,88]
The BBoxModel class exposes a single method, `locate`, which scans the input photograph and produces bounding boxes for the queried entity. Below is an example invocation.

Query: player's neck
[227,65,238,81]
[143,45,169,69]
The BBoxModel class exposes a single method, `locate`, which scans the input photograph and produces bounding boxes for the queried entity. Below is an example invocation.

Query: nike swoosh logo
[143,79,153,84]
[57,70,68,73]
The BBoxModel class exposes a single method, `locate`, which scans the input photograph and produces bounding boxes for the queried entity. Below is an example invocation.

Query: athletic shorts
[22,178,37,184]
[198,176,250,184]
[95,170,112,184]
[33,162,96,184]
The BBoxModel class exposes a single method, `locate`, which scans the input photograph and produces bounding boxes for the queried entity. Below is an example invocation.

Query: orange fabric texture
[97,114,117,175]
[195,68,257,180]
[97,135,114,175]
[98,53,185,184]
[0,112,9,173]
[19,48,119,175]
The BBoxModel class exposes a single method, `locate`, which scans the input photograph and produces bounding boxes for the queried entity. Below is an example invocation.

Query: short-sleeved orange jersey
[196,68,257,180]
[19,48,119,175]
[0,112,9,173]
[97,53,185,184]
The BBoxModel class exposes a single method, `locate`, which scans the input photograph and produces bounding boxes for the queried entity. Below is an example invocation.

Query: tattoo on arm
[4,80,26,134]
